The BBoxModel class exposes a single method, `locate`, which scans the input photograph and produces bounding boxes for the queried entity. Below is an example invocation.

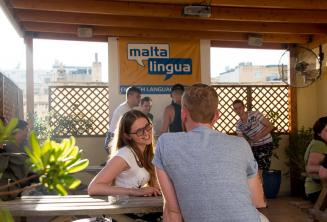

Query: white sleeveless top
[114,146,150,189]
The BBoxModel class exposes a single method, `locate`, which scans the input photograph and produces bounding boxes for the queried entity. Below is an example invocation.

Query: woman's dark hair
[110,110,155,186]
[313,116,327,143]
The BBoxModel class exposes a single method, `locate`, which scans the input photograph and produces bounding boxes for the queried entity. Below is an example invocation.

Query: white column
[25,35,34,126]
[200,39,211,84]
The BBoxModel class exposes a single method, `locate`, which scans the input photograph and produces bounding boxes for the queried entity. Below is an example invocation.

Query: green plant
[0,119,89,221]
[0,118,18,222]
[0,119,18,146]
[266,110,282,160]
[24,132,89,195]
[33,112,54,141]
[285,127,313,176]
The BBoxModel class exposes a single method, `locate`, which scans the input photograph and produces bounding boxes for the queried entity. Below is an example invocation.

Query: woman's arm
[156,167,183,222]
[306,152,325,174]
[88,156,160,196]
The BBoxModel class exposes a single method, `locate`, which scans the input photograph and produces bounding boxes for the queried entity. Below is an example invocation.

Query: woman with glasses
[88,110,161,221]
[88,109,160,196]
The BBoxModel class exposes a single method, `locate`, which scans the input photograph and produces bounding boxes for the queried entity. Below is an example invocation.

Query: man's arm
[160,105,174,134]
[248,173,266,208]
[252,115,274,142]
[156,167,183,222]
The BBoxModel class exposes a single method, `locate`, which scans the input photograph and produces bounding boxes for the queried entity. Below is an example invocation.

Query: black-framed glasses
[129,123,152,137]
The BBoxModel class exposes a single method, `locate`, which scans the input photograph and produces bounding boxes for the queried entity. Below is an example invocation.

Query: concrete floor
[261,196,313,222]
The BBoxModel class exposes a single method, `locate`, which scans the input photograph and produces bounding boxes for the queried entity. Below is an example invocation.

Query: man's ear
[211,110,220,126]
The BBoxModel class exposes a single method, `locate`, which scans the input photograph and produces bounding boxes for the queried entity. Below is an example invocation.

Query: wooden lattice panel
[211,85,289,134]
[0,72,24,120]
[252,86,289,133]
[49,86,109,137]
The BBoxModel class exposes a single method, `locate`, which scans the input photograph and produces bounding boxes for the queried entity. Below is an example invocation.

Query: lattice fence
[211,84,290,134]
[49,85,109,137]
[0,72,24,121]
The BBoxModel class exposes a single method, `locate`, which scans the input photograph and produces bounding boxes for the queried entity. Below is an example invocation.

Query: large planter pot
[289,168,306,198]
[263,169,281,198]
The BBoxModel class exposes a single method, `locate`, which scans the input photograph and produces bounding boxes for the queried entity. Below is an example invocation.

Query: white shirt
[108,102,131,133]
[114,146,150,188]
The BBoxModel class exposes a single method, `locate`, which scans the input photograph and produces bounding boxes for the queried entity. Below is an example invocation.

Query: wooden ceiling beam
[210,40,286,49]
[9,0,327,23]
[30,32,108,42]
[16,10,327,35]
[22,22,312,44]
[113,0,327,9]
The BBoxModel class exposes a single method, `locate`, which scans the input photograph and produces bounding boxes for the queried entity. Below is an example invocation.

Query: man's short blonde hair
[182,84,218,123]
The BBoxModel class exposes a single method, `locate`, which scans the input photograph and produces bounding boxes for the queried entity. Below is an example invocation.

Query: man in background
[140,96,153,121]
[5,120,29,153]
[103,86,141,154]
[160,83,184,134]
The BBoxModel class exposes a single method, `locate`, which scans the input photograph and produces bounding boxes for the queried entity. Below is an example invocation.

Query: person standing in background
[140,96,153,121]
[103,86,141,154]
[160,83,184,134]
[232,99,274,177]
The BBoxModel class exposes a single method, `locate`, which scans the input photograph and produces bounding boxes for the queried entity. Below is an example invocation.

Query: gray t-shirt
[153,126,260,222]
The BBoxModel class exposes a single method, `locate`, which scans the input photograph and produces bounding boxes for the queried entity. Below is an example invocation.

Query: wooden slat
[106,0,327,9]
[9,0,327,23]
[31,32,108,42]
[211,40,286,49]
[22,22,313,43]
[16,11,327,35]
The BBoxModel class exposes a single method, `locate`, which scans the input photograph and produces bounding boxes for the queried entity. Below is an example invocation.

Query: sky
[210,48,285,77]
[0,8,108,81]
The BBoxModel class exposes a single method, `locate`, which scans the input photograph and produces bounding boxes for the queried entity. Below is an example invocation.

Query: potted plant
[0,118,89,221]
[285,127,313,197]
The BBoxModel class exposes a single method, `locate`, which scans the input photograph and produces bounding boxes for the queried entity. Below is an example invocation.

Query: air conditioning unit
[183,5,211,17]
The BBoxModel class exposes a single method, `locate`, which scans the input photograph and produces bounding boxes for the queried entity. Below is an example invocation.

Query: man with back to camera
[103,86,141,153]
[153,84,267,222]
[160,83,184,134]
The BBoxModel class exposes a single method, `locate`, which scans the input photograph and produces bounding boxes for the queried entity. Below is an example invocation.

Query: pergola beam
[27,23,311,44]
[113,0,327,9]
[16,11,327,35]
[9,0,327,23]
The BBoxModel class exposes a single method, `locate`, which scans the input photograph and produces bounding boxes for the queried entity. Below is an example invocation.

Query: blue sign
[148,58,192,80]
[120,85,173,94]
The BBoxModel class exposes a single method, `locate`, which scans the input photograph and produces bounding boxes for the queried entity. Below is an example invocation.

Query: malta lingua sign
[119,38,200,94]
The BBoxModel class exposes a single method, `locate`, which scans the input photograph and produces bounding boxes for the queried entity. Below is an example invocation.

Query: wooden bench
[0,195,163,222]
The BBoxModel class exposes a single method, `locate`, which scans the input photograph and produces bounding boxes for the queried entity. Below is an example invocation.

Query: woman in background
[304,116,327,203]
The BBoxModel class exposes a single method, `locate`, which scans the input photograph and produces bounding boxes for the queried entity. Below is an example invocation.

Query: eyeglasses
[129,123,152,137]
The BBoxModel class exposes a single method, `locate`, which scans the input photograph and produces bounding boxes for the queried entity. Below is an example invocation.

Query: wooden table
[0,195,163,221]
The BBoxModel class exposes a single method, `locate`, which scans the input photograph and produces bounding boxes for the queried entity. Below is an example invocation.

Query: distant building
[2,53,103,118]
[52,53,101,82]
[212,62,281,84]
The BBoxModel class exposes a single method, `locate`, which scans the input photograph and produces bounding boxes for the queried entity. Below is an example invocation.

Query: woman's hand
[131,187,161,196]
